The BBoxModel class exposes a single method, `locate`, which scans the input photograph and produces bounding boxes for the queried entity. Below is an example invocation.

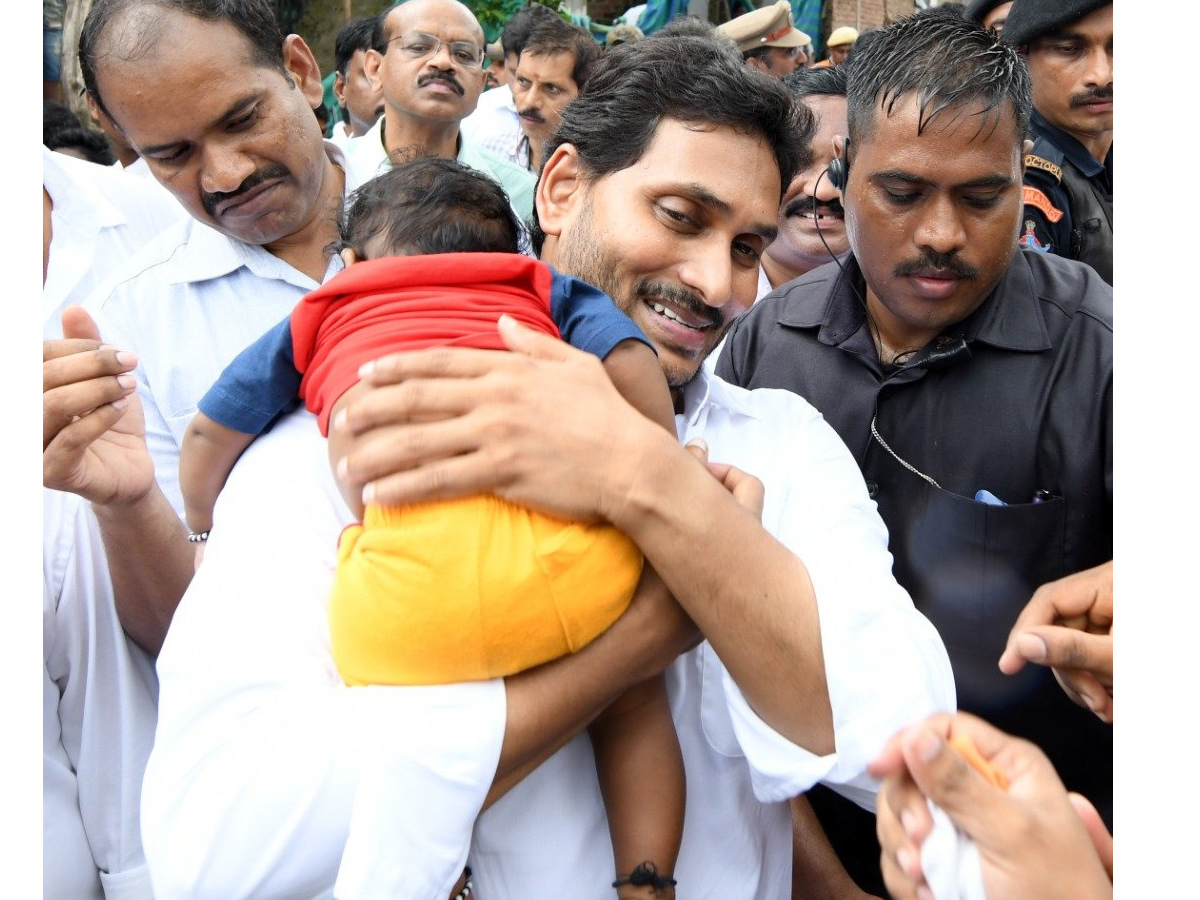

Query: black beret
[1001,0,1110,47]
[963,0,1008,24]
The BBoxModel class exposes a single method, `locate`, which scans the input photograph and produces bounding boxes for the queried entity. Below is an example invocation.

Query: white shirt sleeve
[682,380,956,808]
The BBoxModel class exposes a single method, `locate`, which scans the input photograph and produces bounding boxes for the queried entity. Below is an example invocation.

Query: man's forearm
[607,435,833,755]
[93,485,193,656]
[486,568,697,807]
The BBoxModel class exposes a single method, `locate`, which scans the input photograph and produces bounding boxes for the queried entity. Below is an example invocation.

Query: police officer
[717,0,810,79]
[810,25,857,68]
[964,0,1014,38]
[1004,0,1113,284]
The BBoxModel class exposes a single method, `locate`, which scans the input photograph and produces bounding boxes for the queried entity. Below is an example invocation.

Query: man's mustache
[518,108,545,124]
[784,195,844,218]
[893,250,980,280]
[418,71,464,95]
[202,163,290,218]
[1069,85,1113,107]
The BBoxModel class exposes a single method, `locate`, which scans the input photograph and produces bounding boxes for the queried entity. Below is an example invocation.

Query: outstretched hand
[998,560,1113,723]
[870,712,1112,900]
[43,305,153,506]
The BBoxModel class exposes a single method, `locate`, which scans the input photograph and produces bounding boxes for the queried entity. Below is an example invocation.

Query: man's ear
[1019,138,1034,174]
[364,48,385,92]
[535,143,584,240]
[339,247,360,267]
[746,56,769,75]
[282,34,325,109]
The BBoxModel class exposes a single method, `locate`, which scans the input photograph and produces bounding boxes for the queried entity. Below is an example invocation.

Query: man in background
[1004,0,1113,283]
[717,0,810,79]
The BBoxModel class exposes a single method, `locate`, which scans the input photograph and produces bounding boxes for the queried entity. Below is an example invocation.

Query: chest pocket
[894,480,1066,719]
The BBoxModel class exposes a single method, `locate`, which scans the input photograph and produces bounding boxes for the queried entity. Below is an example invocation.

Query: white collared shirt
[140,369,953,900]
[43,146,186,338]
[459,84,524,163]
[44,489,160,900]
[84,141,372,515]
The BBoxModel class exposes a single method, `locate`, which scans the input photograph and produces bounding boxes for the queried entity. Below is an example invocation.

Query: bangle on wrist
[188,530,210,543]
[613,861,676,893]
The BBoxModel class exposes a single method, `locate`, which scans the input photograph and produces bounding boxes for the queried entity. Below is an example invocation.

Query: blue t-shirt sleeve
[549,271,654,359]
[197,315,303,435]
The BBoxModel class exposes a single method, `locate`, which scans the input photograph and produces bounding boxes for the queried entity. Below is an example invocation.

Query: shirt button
[866,480,879,499]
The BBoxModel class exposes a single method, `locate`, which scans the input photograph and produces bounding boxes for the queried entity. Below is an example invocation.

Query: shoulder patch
[1024,154,1063,181]
[1017,219,1050,252]
[1021,186,1064,223]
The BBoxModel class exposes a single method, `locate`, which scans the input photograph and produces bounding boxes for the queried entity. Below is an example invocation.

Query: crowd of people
[43,1,1114,898]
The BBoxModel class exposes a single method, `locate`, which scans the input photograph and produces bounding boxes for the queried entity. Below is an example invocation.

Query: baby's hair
[339,155,524,259]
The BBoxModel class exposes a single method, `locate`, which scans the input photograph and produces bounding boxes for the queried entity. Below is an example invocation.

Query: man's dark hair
[530,29,810,253]
[782,63,848,100]
[501,2,561,58]
[335,15,378,76]
[340,156,521,258]
[845,12,1031,148]
[43,100,116,165]
[80,0,286,123]
[521,17,601,89]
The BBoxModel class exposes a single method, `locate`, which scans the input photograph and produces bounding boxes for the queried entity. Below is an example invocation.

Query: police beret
[963,0,1008,24]
[826,25,859,47]
[717,0,810,53]
[1001,0,1110,47]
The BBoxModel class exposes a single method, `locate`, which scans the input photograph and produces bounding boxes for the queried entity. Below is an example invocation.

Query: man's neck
[761,253,812,289]
[1079,131,1113,166]
[263,154,346,282]
[382,112,462,162]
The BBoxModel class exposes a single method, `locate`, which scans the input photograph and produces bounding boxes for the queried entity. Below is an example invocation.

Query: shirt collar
[165,141,353,289]
[1031,109,1108,177]
[774,253,1052,355]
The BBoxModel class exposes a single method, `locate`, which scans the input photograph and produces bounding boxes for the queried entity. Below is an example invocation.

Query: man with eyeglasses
[717,0,810,79]
[344,0,536,225]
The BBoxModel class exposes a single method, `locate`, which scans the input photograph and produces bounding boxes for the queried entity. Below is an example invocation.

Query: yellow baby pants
[329,495,643,685]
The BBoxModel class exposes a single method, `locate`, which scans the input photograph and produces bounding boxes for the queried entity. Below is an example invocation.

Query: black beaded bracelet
[451,866,473,900]
[187,531,210,543]
[612,861,676,892]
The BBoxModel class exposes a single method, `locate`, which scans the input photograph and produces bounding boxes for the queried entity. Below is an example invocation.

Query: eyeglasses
[390,33,484,69]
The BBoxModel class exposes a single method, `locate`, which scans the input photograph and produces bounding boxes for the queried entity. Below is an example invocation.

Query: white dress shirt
[459,84,523,163]
[44,489,160,900]
[140,369,954,900]
[84,141,371,516]
[42,145,186,338]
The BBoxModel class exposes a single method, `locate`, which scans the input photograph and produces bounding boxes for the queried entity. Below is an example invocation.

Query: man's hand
[998,561,1113,723]
[869,713,1112,900]
[43,305,153,506]
[331,313,678,526]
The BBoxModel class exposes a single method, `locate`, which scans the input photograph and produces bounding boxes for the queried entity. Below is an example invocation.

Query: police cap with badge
[717,0,810,54]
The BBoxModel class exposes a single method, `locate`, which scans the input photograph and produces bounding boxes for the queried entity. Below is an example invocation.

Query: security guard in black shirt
[1004,0,1113,284]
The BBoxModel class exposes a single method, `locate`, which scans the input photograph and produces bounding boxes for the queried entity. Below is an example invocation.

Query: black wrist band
[612,861,676,891]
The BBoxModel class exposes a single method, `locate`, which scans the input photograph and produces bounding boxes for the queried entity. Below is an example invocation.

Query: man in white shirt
[459,3,560,164]
[67,0,375,517]
[329,15,385,146]
[345,0,535,222]
[509,16,599,173]
[136,23,955,900]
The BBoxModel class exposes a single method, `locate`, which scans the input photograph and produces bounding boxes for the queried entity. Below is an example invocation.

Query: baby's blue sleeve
[548,271,655,360]
[197,316,304,435]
